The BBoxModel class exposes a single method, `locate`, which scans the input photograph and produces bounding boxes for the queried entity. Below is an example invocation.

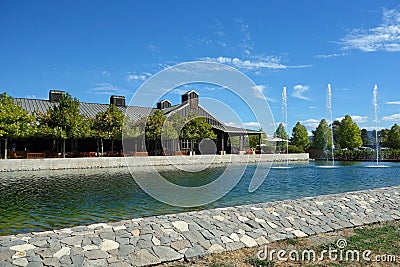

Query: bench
[88,152,97,157]
[133,152,148,156]
[26,153,45,159]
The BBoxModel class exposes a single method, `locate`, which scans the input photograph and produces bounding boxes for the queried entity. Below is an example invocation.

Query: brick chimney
[49,90,65,103]
[110,95,126,107]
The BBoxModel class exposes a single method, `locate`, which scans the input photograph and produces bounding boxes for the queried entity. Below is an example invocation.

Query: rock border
[1,186,399,266]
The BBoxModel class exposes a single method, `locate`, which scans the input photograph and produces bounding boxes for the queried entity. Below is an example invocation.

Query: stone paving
[1,186,399,266]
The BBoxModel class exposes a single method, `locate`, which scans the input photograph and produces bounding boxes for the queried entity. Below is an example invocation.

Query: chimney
[110,95,126,107]
[156,100,172,109]
[181,90,198,109]
[49,90,65,103]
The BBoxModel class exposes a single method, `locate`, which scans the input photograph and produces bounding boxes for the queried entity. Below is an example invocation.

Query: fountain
[273,87,291,169]
[367,84,388,168]
[316,84,337,168]
[327,84,335,166]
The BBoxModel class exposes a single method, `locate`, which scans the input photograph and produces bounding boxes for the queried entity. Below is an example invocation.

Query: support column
[4,138,7,159]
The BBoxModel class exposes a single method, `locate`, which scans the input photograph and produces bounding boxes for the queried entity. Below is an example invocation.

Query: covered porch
[212,125,263,154]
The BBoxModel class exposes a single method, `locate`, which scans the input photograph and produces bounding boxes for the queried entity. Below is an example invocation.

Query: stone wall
[0,186,399,266]
[0,153,309,172]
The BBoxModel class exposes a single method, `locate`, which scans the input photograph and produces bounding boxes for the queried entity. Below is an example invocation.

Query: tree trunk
[96,139,99,157]
[74,139,78,153]
[111,139,114,155]
[100,138,104,157]
[62,139,66,158]
[3,138,7,160]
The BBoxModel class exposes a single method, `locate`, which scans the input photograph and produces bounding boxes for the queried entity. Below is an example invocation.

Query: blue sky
[1,0,400,136]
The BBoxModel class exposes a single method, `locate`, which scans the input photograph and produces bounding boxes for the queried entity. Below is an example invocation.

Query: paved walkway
[1,186,400,267]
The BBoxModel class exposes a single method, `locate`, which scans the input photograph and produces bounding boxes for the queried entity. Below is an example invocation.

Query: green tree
[122,116,147,153]
[162,113,186,153]
[180,115,216,153]
[248,135,259,150]
[123,117,146,139]
[0,93,36,159]
[144,109,167,154]
[37,93,90,157]
[93,104,125,155]
[387,124,400,149]
[379,129,390,147]
[145,109,166,141]
[274,123,289,153]
[332,120,341,146]
[248,128,267,151]
[290,122,310,152]
[311,119,332,149]
[337,115,362,149]
[361,129,370,146]
[162,113,185,140]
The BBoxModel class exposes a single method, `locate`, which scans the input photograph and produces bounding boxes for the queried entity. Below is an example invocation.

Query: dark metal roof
[161,102,224,127]
[13,97,261,135]
[13,98,154,121]
[212,124,262,135]
[161,103,185,115]
[13,98,53,115]
[124,105,154,121]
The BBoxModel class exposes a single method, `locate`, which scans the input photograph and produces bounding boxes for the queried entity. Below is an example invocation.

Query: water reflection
[1,162,399,235]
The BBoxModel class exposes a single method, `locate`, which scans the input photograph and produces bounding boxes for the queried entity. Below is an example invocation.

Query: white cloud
[202,56,310,70]
[147,44,160,52]
[127,72,152,82]
[252,84,276,103]
[203,86,217,91]
[243,121,261,128]
[225,122,238,127]
[382,113,400,121]
[25,94,46,99]
[171,88,188,95]
[102,70,110,76]
[340,6,400,52]
[252,85,265,99]
[351,115,369,123]
[292,85,310,100]
[300,119,325,135]
[335,115,369,123]
[301,119,320,131]
[309,106,317,109]
[237,19,253,56]
[314,53,350,58]
[352,115,369,123]
[386,101,400,105]
[88,83,130,95]
[224,121,260,129]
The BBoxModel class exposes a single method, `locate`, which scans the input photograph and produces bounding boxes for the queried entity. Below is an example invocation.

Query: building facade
[10,90,262,157]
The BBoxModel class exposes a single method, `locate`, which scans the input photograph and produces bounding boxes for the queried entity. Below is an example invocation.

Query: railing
[26,153,45,159]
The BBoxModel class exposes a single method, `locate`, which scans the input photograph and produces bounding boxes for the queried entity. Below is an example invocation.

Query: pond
[1,161,400,236]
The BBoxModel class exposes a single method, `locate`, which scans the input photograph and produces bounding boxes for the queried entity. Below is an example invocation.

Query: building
[12,90,262,157]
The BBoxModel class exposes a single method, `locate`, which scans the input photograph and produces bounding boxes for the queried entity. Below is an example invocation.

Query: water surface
[1,161,399,235]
